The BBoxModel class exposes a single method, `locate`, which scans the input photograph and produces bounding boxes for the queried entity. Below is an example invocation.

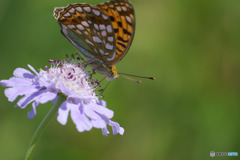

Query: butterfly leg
[83,58,99,65]
[98,71,114,83]
[99,80,111,94]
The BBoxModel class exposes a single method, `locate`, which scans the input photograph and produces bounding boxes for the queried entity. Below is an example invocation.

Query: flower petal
[84,105,101,119]
[84,106,106,128]
[34,91,58,104]
[70,103,92,132]
[102,127,109,136]
[0,77,33,87]
[4,86,39,102]
[28,101,39,119]
[28,64,39,75]
[98,100,106,108]
[109,121,125,135]
[17,89,47,108]
[91,119,107,129]
[119,127,124,135]
[88,102,114,119]
[13,68,35,79]
[57,101,69,125]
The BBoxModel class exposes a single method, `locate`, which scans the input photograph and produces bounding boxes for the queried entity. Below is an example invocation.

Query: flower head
[1,56,124,135]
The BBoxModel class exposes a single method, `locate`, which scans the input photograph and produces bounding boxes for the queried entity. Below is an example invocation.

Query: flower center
[45,62,96,97]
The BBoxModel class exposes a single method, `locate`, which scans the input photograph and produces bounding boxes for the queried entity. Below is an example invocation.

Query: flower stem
[25,95,66,160]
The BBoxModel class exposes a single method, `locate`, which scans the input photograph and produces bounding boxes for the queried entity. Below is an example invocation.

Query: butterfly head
[107,65,119,81]
[87,59,119,81]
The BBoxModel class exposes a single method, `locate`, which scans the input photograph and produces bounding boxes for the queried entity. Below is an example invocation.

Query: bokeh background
[0,0,240,159]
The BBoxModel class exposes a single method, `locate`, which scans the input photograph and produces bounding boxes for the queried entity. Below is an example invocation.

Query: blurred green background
[0,0,240,159]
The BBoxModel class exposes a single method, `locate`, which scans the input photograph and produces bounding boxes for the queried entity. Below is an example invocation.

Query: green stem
[25,95,66,160]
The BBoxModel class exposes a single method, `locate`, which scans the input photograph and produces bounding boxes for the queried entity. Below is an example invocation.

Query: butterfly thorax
[88,59,119,81]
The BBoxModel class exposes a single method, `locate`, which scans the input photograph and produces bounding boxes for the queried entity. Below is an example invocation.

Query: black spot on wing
[123,28,131,35]
[114,28,119,33]
[116,47,123,53]
[117,42,127,48]
[109,16,115,21]
[117,36,129,43]
[117,21,122,27]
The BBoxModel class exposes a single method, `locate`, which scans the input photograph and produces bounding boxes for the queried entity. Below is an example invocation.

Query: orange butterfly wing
[96,0,135,65]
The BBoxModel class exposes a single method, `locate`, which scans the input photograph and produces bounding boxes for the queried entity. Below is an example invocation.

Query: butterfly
[54,0,135,81]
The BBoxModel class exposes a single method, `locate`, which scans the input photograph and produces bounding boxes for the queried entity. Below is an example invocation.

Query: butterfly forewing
[96,0,135,65]
[54,0,135,67]
[54,4,116,63]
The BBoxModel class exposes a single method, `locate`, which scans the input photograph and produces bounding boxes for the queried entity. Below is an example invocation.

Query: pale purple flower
[0,59,124,135]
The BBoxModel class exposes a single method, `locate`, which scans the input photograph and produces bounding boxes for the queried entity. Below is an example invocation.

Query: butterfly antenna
[118,73,156,82]
[121,75,142,83]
